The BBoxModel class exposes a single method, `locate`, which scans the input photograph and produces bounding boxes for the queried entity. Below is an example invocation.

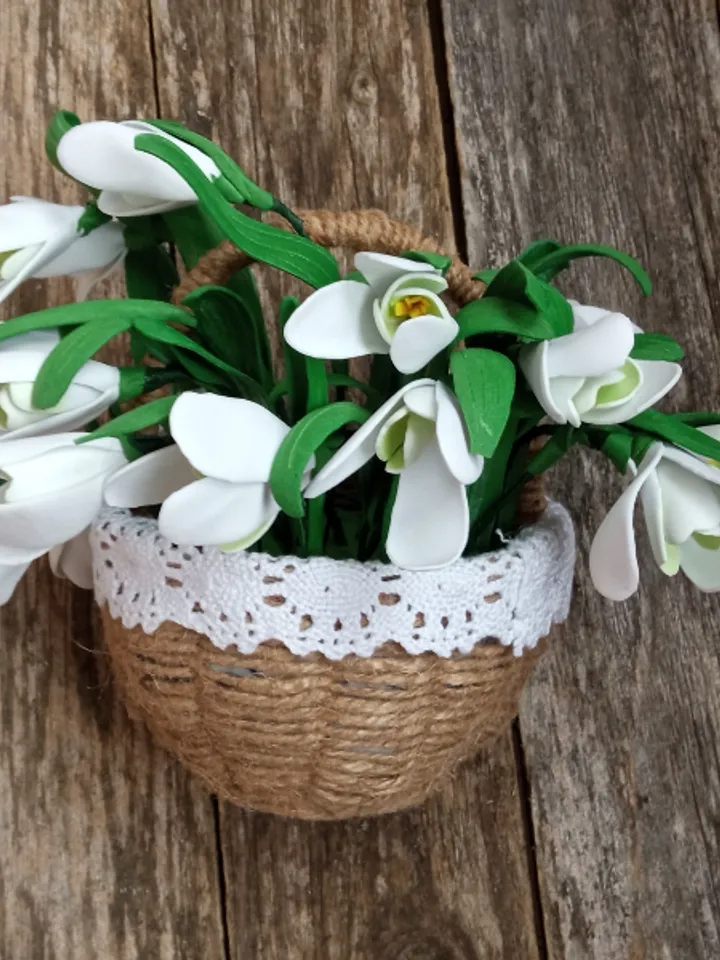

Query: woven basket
[96,211,575,819]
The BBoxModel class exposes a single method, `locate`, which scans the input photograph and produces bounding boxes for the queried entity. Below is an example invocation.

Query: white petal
[170,393,289,482]
[32,221,126,277]
[389,314,458,374]
[304,379,434,498]
[386,437,469,570]
[656,459,720,545]
[589,445,664,600]
[0,432,92,464]
[519,343,573,424]
[74,251,126,301]
[354,252,441,299]
[639,467,668,570]
[0,561,32,604]
[0,385,119,439]
[3,443,126,501]
[49,528,93,589]
[569,301,617,330]
[104,445,196,508]
[661,444,720,485]
[56,121,219,209]
[545,313,635,379]
[0,229,79,304]
[679,537,720,592]
[435,382,484,484]
[0,542,48,564]
[159,477,276,547]
[582,361,682,425]
[546,377,584,427]
[283,281,389,359]
[403,383,438,420]
[0,198,82,252]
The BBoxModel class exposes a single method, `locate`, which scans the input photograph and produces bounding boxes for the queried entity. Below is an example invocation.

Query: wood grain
[443,0,720,956]
[0,3,226,957]
[148,0,542,957]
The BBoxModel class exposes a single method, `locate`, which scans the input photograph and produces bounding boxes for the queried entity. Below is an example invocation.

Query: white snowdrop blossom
[519,301,681,426]
[56,120,222,217]
[104,392,304,551]
[0,331,120,440]
[304,379,483,570]
[0,197,125,304]
[590,427,720,600]
[284,252,458,375]
[0,433,127,604]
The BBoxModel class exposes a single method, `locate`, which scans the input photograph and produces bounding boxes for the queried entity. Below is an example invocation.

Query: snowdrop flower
[520,301,681,426]
[104,392,299,551]
[56,120,222,218]
[284,253,458,375]
[0,197,125,304]
[590,428,720,600]
[305,379,483,570]
[0,331,120,439]
[0,433,126,604]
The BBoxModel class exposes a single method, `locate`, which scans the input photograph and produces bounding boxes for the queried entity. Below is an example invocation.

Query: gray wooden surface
[1,0,719,957]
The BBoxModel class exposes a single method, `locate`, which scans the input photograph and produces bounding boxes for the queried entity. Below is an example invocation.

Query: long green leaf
[124,247,179,301]
[629,409,720,461]
[78,396,177,442]
[484,261,574,336]
[45,109,81,174]
[32,315,132,408]
[455,297,557,342]
[135,134,340,288]
[630,332,684,362]
[529,243,652,295]
[450,348,516,456]
[269,403,370,518]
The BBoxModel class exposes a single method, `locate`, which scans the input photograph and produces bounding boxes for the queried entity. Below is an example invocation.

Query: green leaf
[517,239,563,275]
[601,431,634,473]
[675,412,720,427]
[402,250,453,273]
[269,402,370,518]
[629,409,720,462]
[117,367,147,402]
[484,261,574,336]
[529,243,652,295]
[450,348,516,456]
[455,296,558,342]
[473,268,498,283]
[630,332,684,362]
[162,206,225,269]
[0,299,194,347]
[278,296,307,423]
[124,247,179,302]
[527,424,581,476]
[78,396,177,442]
[32,315,132,409]
[147,119,275,211]
[182,284,270,387]
[76,202,111,235]
[45,109,81,174]
[132,315,264,400]
[135,134,340,288]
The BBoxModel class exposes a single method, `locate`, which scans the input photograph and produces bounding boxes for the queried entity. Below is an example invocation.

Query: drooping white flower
[519,301,681,426]
[56,120,222,218]
[0,331,120,440]
[104,393,298,551]
[590,427,720,600]
[304,379,483,570]
[0,197,126,304]
[0,433,127,604]
[284,253,459,375]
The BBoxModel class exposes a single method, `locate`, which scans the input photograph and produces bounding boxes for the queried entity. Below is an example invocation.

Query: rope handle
[172,208,486,306]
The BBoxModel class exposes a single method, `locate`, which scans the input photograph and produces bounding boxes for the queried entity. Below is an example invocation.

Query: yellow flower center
[392,294,433,321]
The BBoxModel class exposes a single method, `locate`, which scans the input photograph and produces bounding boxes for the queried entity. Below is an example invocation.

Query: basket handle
[172,208,486,306]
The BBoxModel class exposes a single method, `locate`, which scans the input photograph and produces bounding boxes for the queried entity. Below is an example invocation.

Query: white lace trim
[91,502,575,660]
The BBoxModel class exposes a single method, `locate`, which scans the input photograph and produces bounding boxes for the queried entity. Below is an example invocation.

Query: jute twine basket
[97,210,573,820]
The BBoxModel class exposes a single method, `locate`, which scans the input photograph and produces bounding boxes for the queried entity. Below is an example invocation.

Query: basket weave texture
[99,209,566,819]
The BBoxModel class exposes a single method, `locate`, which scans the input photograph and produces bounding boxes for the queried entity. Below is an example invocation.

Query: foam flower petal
[655,459,720,545]
[170,392,290,482]
[57,120,220,216]
[0,228,79,304]
[435,382,484,484]
[589,445,664,600]
[305,379,434,498]
[581,361,681,425]
[389,313,458,374]
[0,562,32,603]
[677,536,720,592]
[159,477,277,547]
[104,445,197,508]
[48,529,93,589]
[283,280,389,359]
[354,252,440,299]
[386,437,469,570]
[545,313,635,379]
[32,221,126,278]
[0,197,82,251]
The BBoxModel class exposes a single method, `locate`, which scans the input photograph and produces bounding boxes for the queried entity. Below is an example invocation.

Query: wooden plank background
[1,0,719,957]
